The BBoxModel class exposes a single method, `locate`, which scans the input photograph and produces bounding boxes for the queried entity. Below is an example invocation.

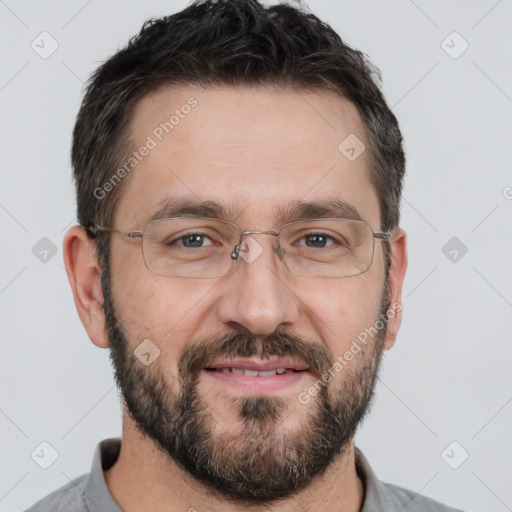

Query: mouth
[204,367,306,376]
[202,358,310,393]
[205,357,309,374]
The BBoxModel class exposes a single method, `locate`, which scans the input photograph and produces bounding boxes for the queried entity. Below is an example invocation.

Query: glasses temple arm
[87,224,143,238]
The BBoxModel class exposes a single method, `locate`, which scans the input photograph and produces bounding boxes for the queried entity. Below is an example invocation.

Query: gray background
[1,1,511,510]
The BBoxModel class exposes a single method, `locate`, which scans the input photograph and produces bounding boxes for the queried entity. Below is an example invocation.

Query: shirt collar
[84,438,123,512]
[355,446,394,510]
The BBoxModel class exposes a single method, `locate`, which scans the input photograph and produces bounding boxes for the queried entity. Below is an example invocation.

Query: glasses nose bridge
[240,229,279,237]
[231,229,281,261]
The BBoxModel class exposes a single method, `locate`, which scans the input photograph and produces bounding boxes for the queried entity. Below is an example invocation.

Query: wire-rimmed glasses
[89,216,391,279]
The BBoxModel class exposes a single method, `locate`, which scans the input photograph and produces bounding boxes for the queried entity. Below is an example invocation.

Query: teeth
[215,367,291,376]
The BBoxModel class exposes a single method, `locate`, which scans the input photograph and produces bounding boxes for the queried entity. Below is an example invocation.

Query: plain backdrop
[1,1,511,511]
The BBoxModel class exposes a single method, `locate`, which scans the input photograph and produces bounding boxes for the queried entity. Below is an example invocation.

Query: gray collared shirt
[25,438,464,511]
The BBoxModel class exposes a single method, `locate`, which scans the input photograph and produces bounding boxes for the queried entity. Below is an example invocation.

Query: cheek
[303,273,384,356]
[110,253,217,361]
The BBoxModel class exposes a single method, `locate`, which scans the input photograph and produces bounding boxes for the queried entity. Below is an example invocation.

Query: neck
[104,415,365,512]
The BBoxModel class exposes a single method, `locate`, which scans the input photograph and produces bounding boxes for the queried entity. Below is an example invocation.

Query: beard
[102,269,390,504]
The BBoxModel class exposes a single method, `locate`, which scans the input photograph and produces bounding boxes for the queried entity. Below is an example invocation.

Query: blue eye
[166,231,218,249]
[298,232,341,249]
[175,233,214,248]
[303,233,335,248]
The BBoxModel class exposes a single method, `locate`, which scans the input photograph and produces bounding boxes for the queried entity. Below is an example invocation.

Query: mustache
[178,330,334,380]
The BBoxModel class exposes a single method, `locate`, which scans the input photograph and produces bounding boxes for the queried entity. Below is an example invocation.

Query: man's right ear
[63,226,109,349]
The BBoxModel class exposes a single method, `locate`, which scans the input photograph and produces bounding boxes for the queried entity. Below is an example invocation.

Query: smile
[204,367,305,377]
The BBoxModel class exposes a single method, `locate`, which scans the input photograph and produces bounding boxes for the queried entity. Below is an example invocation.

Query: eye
[300,232,340,248]
[171,232,216,248]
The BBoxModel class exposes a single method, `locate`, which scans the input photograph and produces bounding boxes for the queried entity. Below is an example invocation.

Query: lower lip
[202,369,309,393]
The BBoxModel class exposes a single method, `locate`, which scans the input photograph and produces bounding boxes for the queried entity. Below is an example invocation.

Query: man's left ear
[383,227,408,351]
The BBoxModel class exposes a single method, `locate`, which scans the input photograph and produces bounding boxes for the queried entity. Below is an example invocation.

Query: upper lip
[205,358,309,372]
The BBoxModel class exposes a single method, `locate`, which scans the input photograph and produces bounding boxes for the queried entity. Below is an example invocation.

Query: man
[26,0,463,510]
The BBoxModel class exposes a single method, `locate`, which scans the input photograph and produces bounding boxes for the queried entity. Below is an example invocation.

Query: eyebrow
[145,196,364,226]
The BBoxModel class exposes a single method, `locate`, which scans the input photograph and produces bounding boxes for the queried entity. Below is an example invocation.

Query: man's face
[103,85,397,502]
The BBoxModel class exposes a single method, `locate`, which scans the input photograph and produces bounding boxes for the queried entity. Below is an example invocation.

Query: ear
[63,226,109,349]
[382,227,408,351]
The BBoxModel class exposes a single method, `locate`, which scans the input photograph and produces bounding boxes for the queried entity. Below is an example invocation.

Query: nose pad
[230,245,240,261]
[231,233,283,267]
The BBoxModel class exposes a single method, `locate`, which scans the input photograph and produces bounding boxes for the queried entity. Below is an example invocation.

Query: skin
[64,84,407,511]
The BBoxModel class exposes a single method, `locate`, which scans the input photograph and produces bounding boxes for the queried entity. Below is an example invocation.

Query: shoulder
[379,481,466,511]
[24,474,89,512]
[355,447,465,512]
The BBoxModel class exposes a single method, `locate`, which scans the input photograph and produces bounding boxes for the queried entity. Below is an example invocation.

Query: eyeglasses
[89,217,391,279]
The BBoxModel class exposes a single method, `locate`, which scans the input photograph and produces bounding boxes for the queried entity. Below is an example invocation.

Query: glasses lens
[280,219,374,278]
[142,218,239,278]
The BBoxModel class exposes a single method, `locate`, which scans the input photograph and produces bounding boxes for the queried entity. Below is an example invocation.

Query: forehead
[115,84,380,230]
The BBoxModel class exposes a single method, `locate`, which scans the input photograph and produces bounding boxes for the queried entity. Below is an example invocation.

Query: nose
[216,233,300,336]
